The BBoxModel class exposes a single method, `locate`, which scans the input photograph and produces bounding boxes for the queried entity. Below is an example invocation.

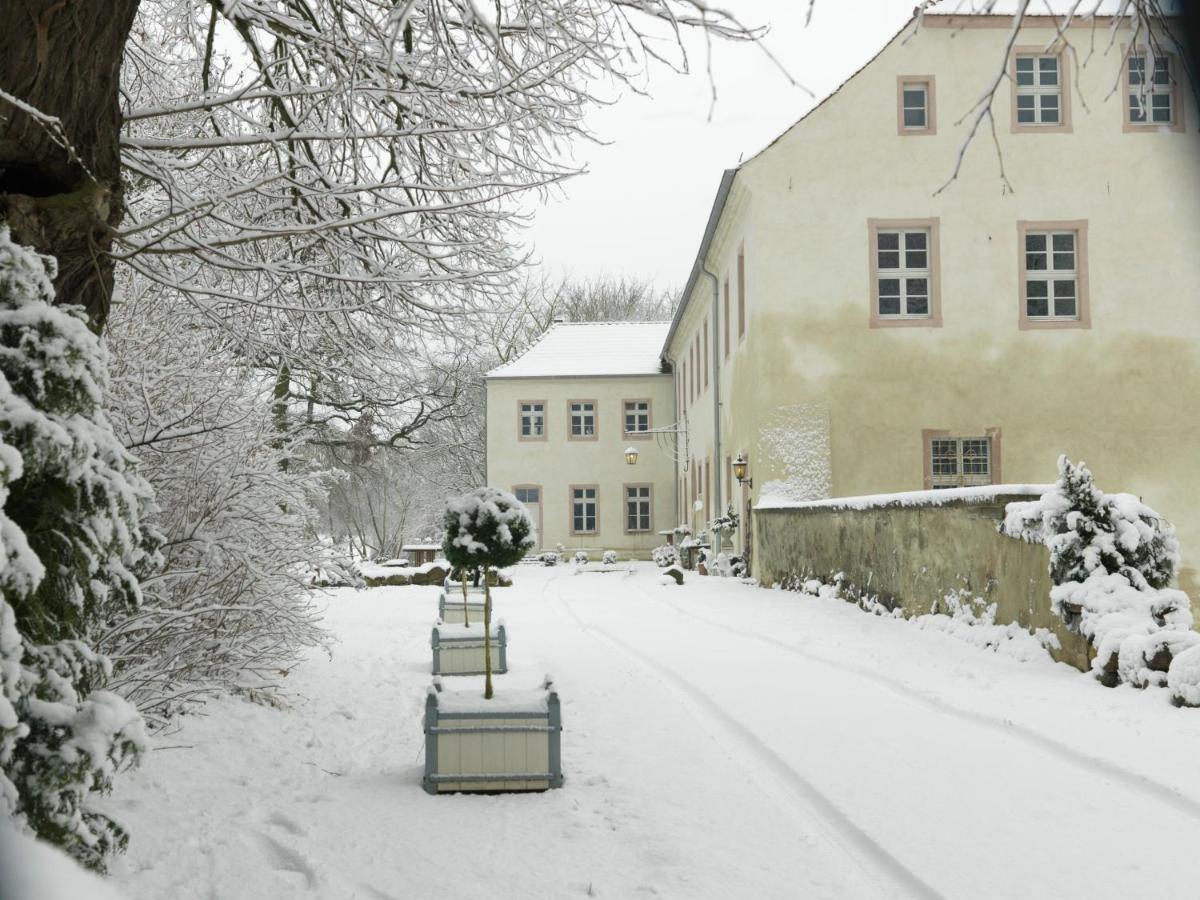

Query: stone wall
[754,491,1091,671]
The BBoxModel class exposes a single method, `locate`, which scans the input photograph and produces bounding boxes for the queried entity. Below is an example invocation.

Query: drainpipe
[700,263,722,533]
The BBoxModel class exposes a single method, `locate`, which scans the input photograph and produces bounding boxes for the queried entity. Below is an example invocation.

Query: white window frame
[518,401,545,439]
[929,437,993,489]
[901,83,928,130]
[624,485,652,533]
[1014,53,1063,126]
[514,486,540,505]
[1024,229,1079,321]
[568,401,596,439]
[571,486,597,534]
[875,227,932,319]
[1128,52,1176,125]
[623,400,650,436]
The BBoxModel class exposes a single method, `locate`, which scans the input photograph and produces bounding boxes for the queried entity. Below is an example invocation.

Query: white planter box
[431,624,507,676]
[422,681,563,794]
[438,588,488,625]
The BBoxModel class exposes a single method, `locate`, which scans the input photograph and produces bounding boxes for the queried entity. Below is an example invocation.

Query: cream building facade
[664,13,1200,598]
[485,322,676,557]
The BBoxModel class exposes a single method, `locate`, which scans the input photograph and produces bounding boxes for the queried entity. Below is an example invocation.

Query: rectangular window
[737,246,746,339]
[625,485,651,533]
[869,219,941,328]
[695,333,702,395]
[723,279,730,358]
[518,401,545,440]
[514,486,540,504]
[1023,230,1078,320]
[1014,52,1065,127]
[571,486,597,534]
[624,400,650,436]
[1127,53,1181,129]
[898,77,935,134]
[703,319,709,389]
[929,438,993,489]
[876,228,930,317]
[568,401,596,439]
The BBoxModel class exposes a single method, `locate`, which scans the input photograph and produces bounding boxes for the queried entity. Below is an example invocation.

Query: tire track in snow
[642,582,1200,828]
[549,579,945,900]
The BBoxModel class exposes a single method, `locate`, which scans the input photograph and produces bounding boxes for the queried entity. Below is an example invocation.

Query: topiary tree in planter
[441,488,534,699]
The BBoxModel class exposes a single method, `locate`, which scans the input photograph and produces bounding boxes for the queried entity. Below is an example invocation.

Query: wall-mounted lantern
[732,452,752,488]
[624,446,640,466]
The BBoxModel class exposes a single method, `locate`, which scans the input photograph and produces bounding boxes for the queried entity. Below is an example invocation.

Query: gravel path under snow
[102,565,1200,899]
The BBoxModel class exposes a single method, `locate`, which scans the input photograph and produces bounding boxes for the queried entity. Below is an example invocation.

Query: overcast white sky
[519,1,921,292]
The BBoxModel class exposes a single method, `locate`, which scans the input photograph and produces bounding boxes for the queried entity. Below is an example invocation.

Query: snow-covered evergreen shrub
[651,544,678,567]
[1003,456,1194,689]
[573,550,589,566]
[602,550,618,566]
[442,488,534,698]
[0,227,153,869]
[539,552,560,567]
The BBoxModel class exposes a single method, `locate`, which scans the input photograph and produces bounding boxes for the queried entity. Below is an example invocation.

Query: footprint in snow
[255,832,317,890]
[267,811,306,837]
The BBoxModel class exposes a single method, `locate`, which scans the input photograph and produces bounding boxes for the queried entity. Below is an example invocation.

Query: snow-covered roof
[487,322,671,379]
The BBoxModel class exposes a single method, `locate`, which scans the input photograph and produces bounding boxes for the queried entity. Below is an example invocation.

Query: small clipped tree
[1005,455,1179,589]
[442,489,534,699]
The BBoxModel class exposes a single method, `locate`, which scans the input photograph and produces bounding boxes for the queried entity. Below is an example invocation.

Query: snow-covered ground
[101,565,1200,899]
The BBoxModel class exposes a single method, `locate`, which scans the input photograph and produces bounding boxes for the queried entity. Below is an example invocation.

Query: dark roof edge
[661,167,739,362]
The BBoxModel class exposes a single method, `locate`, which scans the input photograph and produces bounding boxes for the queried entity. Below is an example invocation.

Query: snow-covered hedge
[573,550,589,566]
[1002,456,1198,698]
[651,544,678,567]
[602,550,618,566]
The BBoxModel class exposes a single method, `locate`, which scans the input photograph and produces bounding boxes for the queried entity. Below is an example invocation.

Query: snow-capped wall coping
[756,484,1055,512]
[486,321,671,379]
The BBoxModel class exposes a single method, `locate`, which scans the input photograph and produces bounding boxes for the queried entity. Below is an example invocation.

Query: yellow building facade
[665,14,1200,600]
[485,322,676,557]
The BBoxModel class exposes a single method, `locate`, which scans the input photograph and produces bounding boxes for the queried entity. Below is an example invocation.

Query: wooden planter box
[431,624,507,676]
[438,588,488,625]
[423,681,563,794]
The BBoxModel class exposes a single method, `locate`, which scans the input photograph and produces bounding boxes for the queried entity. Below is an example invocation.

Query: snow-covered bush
[1167,643,1200,707]
[103,283,326,725]
[0,228,154,869]
[540,551,560,567]
[602,550,618,566]
[442,488,534,698]
[1003,456,1178,590]
[1003,456,1194,690]
[651,544,678,567]
[573,550,589,566]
